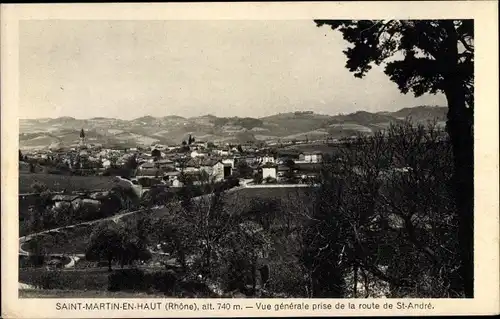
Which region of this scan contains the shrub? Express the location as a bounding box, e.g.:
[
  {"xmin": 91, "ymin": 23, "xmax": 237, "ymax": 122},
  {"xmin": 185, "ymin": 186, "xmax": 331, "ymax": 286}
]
[
  {"xmin": 33, "ymin": 271, "xmax": 64, "ymax": 289},
  {"xmin": 266, "ymin": 262, "xmax": 307, "ymax": 297},
  {"xmin": 150, "ymin": 270, "xmax": 178, "ymax": 293},
  {"xmin": 108, "ymin": 268, "xmax": 146, "ymax": 291}
]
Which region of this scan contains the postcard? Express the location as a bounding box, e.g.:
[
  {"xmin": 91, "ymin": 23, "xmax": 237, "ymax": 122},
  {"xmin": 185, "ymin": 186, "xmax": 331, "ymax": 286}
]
[{"xmin": 1, "ymin": 1, "xmax": 499, "ymax": 318}]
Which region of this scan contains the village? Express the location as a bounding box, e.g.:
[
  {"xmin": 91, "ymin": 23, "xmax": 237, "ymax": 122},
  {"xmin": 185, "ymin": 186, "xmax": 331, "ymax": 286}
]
[
  {"xmin": 12, "ymin": 15, "xmax": 479, "ymax": 303},
  {"xmin": 20, "ymin": 128, "xmax": 326, "ymax": 191}
]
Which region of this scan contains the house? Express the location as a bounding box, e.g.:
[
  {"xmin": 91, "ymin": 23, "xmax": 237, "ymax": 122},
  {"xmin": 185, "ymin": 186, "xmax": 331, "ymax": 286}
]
[
  {"xmin": 190, "ymin": 150, "xmax": 208, "ymax": 158},
  {"xmin": 139, "ymin": 162, "xmax": 155, "ymax": 170},
  {"xmin": 262, "ymin": 163, "xmax": 277, "ymax": 180},
  {"xmin": 152, "ymin": 144, "xmax": 167, "ymax": 152},
  {"xmin": 137, "ymin": 162, "xmax": 161, "ymax": 178},
  {"xmin": 172, "ymin": 179, "xmax": 184, "ymax": 187},
  {"xmin": 138, "ymin": 153, "xmax": 155, "ymax": 163},
  {"xmin": 295, "ymin": 163, "xmax": 322, "ymax": 182},
  {"xmin": 73, "ymin": 198, "xmax": 102, "ymax": 212},
  {"xmin": 277, "ymin": 156, "xmax": 297, "ymax": 165},
  {"xmin": 183, "ymin": 158, "xmax": 200, "ymax": 173},
  {"xmin": 297, "ymin": 152, "xmax": 323, "ymax": 164},
  {"xmin": 199, "ymin": 158, "xmax": 218, "ymax": 176},
  {"xmin": 261, "ymin": 155, "xmax": 276, "ymax": 164},
  {"xmin": 193, "ymin": 141, "xmax": 208, "ymax": 149},
  {"xmin": 51, "ymin": 194, "xmax": 81, "ymax": 203},
  {"xmin": 222, "ymin": 158, "xmax": 235, "ymax": 168},
  {"xmin": 102, "ymin": 159, "xmax": 112, "ymax": 169},
  {"xmin": 276, "ymin": 165, "xmax": 292, "ymax": 181},
  {"xmin": 212, "ymin": 161, "xmax": 225, "ymax": 182},
  {"xmin": 214, "ymin": 149, "xmax": 230, "ymax": 157},
  {"xmin": 243, "ymin": 156, "xmax": 257, "ymax": 165},
  {"xmin": 164, "ymin": 171, "xmax": 181, "ymax": 184},
  {"xmin": 223, "ymin": 163, "xmax": 232, "ymax": 179},
  {"xmin": 51, "ymin": 194, "xmax": 81, "ymax": 211},
  {"xmin": 155, "ymin": 159, "xmax": 175, "ymax": 170}
]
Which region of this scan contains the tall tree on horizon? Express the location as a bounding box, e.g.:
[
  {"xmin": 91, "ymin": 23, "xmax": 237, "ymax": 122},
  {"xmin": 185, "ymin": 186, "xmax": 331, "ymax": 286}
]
[{"xmin": 314, "ymin": 19, "xmax": 474, "ymax": 297}]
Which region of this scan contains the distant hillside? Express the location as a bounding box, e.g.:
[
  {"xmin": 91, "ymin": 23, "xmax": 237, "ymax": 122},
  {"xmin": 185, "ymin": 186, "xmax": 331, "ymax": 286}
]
[
  {"xmin": 328, "ymin": 111, "xmax": 400, "ymax": 126},
  {"xmin": 384, "ymin": 105, "xmax": 447, "ymax": 122},
  {"xmin": 19, "ymin": 105, "xmax": 447, "ymax": 150}
]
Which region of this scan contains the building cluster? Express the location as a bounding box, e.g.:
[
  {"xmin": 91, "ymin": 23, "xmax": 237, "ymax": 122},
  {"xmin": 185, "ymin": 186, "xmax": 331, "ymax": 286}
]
[{"xmin": 20, "ymin": 130, "xmax": 326, "ymax": 187}]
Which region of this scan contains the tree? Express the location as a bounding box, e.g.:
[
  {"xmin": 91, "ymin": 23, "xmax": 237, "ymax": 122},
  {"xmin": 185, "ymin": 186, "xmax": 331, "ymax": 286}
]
[
  {"xmin": 86, "ymin": 220, "xmax": 151, "ymax": 271},
  {"xmin": 151, "ymin": 149, "xmax": 161, "ymax": 159},
  {"xmin": 141, "ymin": 186, "xmax": 174, "ymax": 208},
  {"xmin": 187, "ymin": 188, "xmax": 241, "ymax": 277},
  {"xmin": 315, "ymin": 19, "xmax": 473, "ymax": 297},
  {"xmin": 188, "ymin": 135, "xmax": 195, "ymax": 145},
  {"xmin": 19, "ymin": 150, "xmax": 23, "ymax": 161},
  {"xmin": 30, "ymin": 181, "xmax": 47, "ymax": 194},
  {"xmin": 237, "ymin": 144, "xmax": 244, "ymax": 153},
  {"xmin": 303, "ymin": 122, "xmax": 459, "ymax": 298},
  {"xmin": 124, "ymin": 154, "xmax": 139, "ymax": 171},
  {"xmin": 182, "ymin": 140, "xmax": 187, "ymax": 146},
  {"xmin": 26, "ymin": 237, "xmax": 47, "ymax": 267},
  {"xmin": 86, "ymin": 221, "xmax": 124, "ymax": 271},
  {"xmin": 110, "ymin": 184, "xmax": 140, "ymax": 211},
  {"xmin": 253, "ymin": 172, "xmax": 263, "ymax": 184},
  {"xmin": 236, "ymin": 161, "xmax": 253, "ymax": 179},
  {"xmin": 242, "ymin": 198, "xmax": 281, "ymax": 231}
]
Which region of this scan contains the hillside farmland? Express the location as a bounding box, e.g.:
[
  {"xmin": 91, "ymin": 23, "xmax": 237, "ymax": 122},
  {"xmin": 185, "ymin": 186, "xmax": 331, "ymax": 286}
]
[{"xmin": 19, "ymin": 173, "xmax": 119, "ymax": 193}]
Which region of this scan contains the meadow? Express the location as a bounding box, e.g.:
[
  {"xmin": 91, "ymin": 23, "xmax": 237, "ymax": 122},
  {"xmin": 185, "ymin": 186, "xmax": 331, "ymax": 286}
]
[{"xmin": 19, "ymin": 173, "xmax": 118, "ymax": 193}]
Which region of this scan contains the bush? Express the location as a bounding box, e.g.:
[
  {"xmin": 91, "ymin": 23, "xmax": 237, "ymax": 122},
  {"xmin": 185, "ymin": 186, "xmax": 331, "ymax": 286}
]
[
  {"xmin": 19, "ymin": 269, "xmax": 109, "ymax": 290},
  {"xmin": 303, "ymin": 122, "xmax": 459, "ymax": 298},
  {"xmin": 28, "ymin": 255, "xmax": 46, "ymax": 268},
  {"xmin": 107, "ymin": 269, "xmax": 179, "ymax": 293},
  {"xmin": 150, "ymin": 270, "xmax": 178, "ymax": 293},
  {"xmin": 32, "ymin": 271, "xmax": 64, "ymax": 289},
  {"xmin": 266, "ymin": 262, "xmax": 307, "ymax": 297},
  {"xmin": 108, "ymin": 268, "xmax": 146, "ymax": 291}
]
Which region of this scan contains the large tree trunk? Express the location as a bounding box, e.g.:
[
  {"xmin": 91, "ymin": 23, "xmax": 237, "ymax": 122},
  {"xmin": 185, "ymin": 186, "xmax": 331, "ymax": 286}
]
[
  {"xmin": 444, "ymin": 80, "xmax": 474, "ymax": 298},
  {"xmin": 441, "ymin": 20, "xmax": 474, "ymax": 298}
]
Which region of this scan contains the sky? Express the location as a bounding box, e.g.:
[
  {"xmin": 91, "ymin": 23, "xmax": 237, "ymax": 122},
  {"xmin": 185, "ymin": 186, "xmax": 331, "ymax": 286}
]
[{"xmin": 19, "ymin": 20, "xmax": 446, "ymax": 120}]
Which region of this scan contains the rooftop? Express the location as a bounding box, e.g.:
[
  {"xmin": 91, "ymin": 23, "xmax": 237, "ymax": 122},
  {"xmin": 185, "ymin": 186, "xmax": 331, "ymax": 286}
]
[{"xmin": 51, "ymin": 194, "xmax": 80, "ymax": 202}]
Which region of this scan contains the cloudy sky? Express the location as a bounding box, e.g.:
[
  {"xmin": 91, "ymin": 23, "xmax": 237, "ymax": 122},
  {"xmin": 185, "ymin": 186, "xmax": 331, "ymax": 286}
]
[{"xmin": 19, "ymin": 20, "xmax": 445, "ymax": 120}]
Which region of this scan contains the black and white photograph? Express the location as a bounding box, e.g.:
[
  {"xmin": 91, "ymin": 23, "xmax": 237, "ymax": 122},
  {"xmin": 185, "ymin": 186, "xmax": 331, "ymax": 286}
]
[
  {"xmin": 14, "ymin": 17, "xmax": 476, "ymax": 300},
  {"xmin": 2, "ymin": 2, "xmax": 498, "ymax": 317}
]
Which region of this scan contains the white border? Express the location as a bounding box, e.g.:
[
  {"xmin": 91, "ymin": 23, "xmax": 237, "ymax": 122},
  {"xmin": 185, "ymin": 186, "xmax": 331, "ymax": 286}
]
[{"xmin": 2, "ymin": 1, "xmax": 499, "ymax": 317}]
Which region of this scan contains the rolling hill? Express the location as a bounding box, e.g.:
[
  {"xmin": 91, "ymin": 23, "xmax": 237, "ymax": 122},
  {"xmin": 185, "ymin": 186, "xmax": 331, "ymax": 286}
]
[{"xmin": 19, "ymin": 105, "xmax": 447, "ymax": 150}]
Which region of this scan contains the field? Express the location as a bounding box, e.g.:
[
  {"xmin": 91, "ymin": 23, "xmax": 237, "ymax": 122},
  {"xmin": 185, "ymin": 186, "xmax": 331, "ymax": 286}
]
[
  {"xmin": 19, "ymin": 268, "xmax": 110, "ymax": 291},
  {"xmin": 23, "ymin": 224, "xmax": 94, "ymax": 255},
  {"xmin": 225, "ymin": 186, "xmax": 315, "ymax": 202},
  {"xmin": 281, "ymin": 142, "xmax": 343, "ymax": 155},
  {"xmin": 19, "ymin": 173, "xmax": 119, "ymax": 193},
  {"xmin": 19, "ymin": 289, "xmax": 167, "ymax": 298},
  {"xmin": 22, "ymin": 186, "xmax": 316, "ymax": 256}
]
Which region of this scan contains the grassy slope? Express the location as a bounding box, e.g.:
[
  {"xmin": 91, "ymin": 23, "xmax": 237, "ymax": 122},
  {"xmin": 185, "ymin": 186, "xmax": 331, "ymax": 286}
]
[{"xmin": 19, "ymin": 289, "xmax": 167, "ymax": 298}]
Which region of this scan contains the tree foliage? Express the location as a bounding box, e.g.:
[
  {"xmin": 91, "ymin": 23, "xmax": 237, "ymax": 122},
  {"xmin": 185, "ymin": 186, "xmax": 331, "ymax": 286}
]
[
  {"xmin": 315, "ymin": 19, "xmax": 474, "ymax": 297},
  {"xmin": 85, "ymin": 220, "xmax": 151, "ymax": 271},
  {"xmin": 151, "ymin": 149, "xmax": 162, "ymax": 158},
  {"xmin": 303, "ymin": 122, "xmax": 460, "ymax": 297},
  {"xmin": 315, "ymin": 20, "xmax": 473, "ymax": 107}
]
